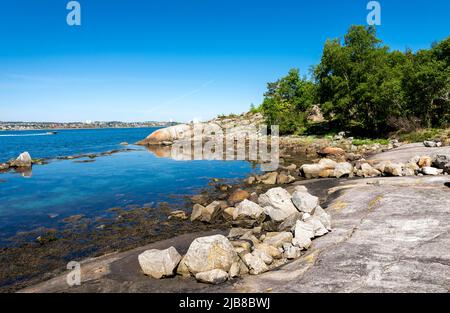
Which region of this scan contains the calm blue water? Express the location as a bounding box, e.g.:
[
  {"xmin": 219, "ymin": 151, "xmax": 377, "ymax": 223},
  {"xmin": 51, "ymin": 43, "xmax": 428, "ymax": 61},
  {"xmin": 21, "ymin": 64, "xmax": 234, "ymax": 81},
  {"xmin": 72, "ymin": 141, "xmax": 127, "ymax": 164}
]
[
  {"xmin": 0, "ymin": 128, "xmax": 156, "ymax": 161},
  {"xmin": 0, "ymin": 128, "xmax": 259, "ymax": 244}
]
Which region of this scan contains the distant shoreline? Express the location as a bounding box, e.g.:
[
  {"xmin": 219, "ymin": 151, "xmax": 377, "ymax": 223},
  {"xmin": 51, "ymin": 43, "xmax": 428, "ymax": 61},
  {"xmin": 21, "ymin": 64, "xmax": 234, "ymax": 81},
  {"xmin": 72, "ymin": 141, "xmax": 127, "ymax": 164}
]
[{"xmin": 0, "ymin": 125, "xmax": 173, "ymax": 132}]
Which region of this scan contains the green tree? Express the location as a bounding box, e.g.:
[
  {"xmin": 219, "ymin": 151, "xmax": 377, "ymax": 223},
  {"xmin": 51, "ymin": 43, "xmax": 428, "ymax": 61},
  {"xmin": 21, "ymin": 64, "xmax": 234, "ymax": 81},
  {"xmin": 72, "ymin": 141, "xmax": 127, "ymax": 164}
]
[
  {"xmin": 402, "ymin": 37, "xmax": 450, "ymax": 127},
  {"xmin": 260, "ymin": 69, "xmax": 316, "ymax": 134},
  {"xmin": 314, "ymin": 25, "xmax": 405, "ymax": 133}
]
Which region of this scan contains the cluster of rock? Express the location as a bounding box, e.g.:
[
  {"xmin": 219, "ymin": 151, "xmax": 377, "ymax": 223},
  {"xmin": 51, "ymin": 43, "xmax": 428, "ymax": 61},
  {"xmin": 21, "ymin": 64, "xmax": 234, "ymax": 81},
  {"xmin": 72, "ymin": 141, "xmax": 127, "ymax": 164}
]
[
  {"xmin": 137, "ymin": 186, "xmax": 331, "ymax": 284},
  {"xmin": 245, "ymin": 164, "xmax": 297, "ymax": 185},
  {"xmin": 0, "ymin": 152, "xmax": 33, "ymax": 172},
  {"xmin": 423, "ymin": 140, "xmax": 443, "ymax": 148},
  {"xmin": 300, "ymin": 154, "xmax": 450, "ymax": 179}
]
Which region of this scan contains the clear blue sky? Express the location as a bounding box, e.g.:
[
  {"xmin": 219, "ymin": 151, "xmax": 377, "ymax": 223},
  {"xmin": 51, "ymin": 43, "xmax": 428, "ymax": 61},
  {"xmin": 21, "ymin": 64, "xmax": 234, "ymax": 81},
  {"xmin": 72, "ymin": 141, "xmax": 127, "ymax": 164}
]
[{"xmin": 0, "ymin": 0, "xmax": 449, "ymax": 122}]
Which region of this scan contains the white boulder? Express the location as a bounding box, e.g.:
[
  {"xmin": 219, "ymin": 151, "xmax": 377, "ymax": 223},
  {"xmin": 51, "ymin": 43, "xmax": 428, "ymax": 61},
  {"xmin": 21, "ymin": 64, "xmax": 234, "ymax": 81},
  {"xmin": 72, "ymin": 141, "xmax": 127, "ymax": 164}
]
[
  {"xmin": 258, "ymin": 187, "xmax": 298, "ymax": 222},
  {"xmin": 181, "ymin": 234, "xmax": 238, "ymax": 275},
  {"xmin": 138, "ymin": 246, "xmax": 182, "ymax": 279}
]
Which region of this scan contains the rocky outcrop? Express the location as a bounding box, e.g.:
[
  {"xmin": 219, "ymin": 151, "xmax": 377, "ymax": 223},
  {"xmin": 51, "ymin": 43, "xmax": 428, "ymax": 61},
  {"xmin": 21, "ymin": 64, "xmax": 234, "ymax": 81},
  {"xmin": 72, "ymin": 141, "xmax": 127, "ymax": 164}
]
[
  {"xmin": 135, "ymin": 185, "xmax": 332, "ymax": 285},
  {"xmin": 138, "ymin": 247, "xmax": 182, "ymax": 279},
  {"xmin": 137, "ymin": 113, "xmax": 265, "ymax": 146},
  {"xmin": 9, "ymin": 152, "xmax": 32, "ymax": 168},
  {"xmin": 137, "ymin": 124, "xmax": 193, "ymax": 145}
]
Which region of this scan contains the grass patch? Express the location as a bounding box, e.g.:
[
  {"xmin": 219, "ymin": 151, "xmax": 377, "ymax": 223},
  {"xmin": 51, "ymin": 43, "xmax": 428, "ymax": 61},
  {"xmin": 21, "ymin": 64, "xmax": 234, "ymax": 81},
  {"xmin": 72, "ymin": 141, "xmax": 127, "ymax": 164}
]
[
  {"xmin": 352, "ymin": 138, "xmax": 390, "ymax": 146},
  {"xmin": 397, "ymin": 128, "xmax": 450, "ymax": 143}
]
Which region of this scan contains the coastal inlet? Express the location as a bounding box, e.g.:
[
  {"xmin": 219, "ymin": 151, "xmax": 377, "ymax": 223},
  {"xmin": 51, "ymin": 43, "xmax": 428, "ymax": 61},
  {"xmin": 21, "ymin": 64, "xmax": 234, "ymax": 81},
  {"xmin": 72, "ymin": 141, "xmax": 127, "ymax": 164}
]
[{"xmin": 0, "ymin": 127, "xmax": 262, "ymax": 245}]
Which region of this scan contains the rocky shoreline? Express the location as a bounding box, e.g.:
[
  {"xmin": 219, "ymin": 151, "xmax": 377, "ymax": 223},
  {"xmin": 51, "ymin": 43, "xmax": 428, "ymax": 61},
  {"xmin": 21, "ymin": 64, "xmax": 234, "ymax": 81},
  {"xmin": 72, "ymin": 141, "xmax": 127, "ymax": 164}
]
[{"xmin": 2, "ymin": 115, "xmax": 449, "ymax": 292}]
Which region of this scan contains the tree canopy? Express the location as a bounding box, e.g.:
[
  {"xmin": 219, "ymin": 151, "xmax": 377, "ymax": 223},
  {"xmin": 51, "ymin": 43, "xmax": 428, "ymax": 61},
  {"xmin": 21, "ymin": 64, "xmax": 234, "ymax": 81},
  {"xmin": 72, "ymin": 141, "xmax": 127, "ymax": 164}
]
[{"xmin": 259, "ymin": 25, "xmax": 450, "ymax": 135}]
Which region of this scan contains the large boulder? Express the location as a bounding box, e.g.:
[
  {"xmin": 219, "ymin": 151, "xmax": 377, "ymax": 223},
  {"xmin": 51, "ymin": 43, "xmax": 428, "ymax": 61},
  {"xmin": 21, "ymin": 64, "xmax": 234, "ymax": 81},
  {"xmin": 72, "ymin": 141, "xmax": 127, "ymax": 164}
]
[
  {"xmin": 333, "ymin": 162, "xmax": 353, "ymax": 178},
  {"xmin": 318, "ymin": 147, "xmax": 345, "ymax": 157},
  {"xmin": 9, "ymin": 152, "xmax": 32, "ymax": 168},
  {"xmin": 180, "ymin": 235, "xmax": 239, "ymax": 275},
  {"xmin": 384, "ymin": 162, "xmax": 403, "ymax": 176},
  {"xmin": 300, "ymin": 164, "xmax": 323, "ymax": 179},
  {"xmin": 358, "ymin": 163, "xmax": 381, "ymax": 178},
  {"xmin": 318, "ymin": 158, "xmax": 337, "ymax": 169},
  {"xmin": 258, "ymin": 187, "xmax": 298, "ymax": 222},
  {"xmin": 423, "ymin": 140, "xmax": 442, "ymax": 148},
  {"xmin": 292, "ymin": 190, "xmax": 319, "ymax": 213},
  {"xmin": 137, "ymin": 124, "xmax": 192, "ymax": 145},
  {"xmin": 233, "ymin": 199, "xmax": 264, "ymax": 221},
  {"xmin": 195, "ymin": 269, "xmax": 228, "ymax": 284},
  {"xmin": 138, "ymin": 247, "xmax": 182, "ymax": 279},
  {"xmin": 421, "ymin": 167, "xmax": 443, "ymax": 176},
  {"xmin": 433, "ymin": 155, "xmax": 450, "ymax": 173},
  {"xmin": 418, "ymin": 156, "xmax": 432, "ymax": 168}
]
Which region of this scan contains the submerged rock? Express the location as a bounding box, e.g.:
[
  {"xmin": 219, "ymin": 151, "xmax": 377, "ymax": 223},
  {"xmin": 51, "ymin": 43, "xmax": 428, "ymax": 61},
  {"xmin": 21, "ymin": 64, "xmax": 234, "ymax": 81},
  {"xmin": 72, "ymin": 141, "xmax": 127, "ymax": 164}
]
[
  {"xmin": 168, "ymin": 210, "xmax": 188, "ymax": 220},
  {"xmin": 9, "ymin": 152, "xmax": 32, "ymax": 168},
  {"xmin": 138, "ymin": 246, "xmax": 182, "ymax": 279}
]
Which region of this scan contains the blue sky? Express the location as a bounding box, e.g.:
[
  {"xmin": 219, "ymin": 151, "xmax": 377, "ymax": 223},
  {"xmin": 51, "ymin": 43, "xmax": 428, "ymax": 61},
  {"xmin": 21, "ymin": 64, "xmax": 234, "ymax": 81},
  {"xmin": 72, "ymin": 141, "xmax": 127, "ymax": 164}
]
[{"xmin": 0, "ymin": 0, "xmax": 449, "ymax": 123}]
